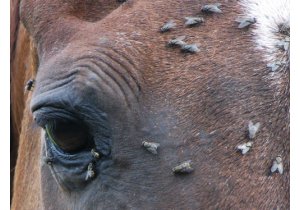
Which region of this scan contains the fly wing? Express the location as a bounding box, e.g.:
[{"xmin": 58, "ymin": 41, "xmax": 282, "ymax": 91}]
[
  {"xmin": 209, "ymin": 5, "xmax": 222, "ymax": 13},
  {"xmin": 237, "ymin": 144, "xmax": 246, "ymax": 150},
  {"xmin": 277, "ymin": 163, "xmax": 284, "ymax": 174},
  {"xmin": 238, "ymin": 20, "xmax": 251, "ymax": 29},
  {"xmin": 242, "ymin": 147, "xmax": 250, "ymax": 155},
  {"xmin": 271, "ymin": 162, "xmax": 278, "ymax": 173}
]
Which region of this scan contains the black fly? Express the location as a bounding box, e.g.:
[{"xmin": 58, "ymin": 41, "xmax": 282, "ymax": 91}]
[{"xmin": 25, "ymin": 79, "xmax": 35, "ymax": 92}]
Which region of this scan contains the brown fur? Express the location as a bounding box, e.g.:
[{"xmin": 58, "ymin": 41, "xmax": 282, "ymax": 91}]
[
  {"xmin": 11, "ymin": 22, "xmax": 39, "ymax": 205},
  {"xmin": 10, "ymin": 22, "xmax": 38, "ymax": 200},
  {"xmin": 10, "ymin": 0, "xmax": 20, "ymax": 199},
  {"xmin": 12, "ymin": 0, "xmax": 289, "ymax": 209},
  {"xmin": 10, "ymin": 0, "xmax": 20, "ymax": 61},
  {"xmin": 11, "ymin": 96, "xmax": 42, "ymax": 210}
]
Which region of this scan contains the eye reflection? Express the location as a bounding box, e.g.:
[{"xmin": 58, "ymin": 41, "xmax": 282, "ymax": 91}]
[{"xmin": 45, "ymin": 120, "xmax": 93, "ymax": 154}]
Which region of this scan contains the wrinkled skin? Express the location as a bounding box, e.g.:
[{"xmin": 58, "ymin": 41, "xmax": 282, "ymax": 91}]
[{"xmin": 13, "ymin": 0, "xmax": 289, "ymax": 209}]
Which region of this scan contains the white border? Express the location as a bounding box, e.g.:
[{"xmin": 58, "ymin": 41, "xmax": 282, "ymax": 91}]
[
  {"xmin": 290, "ymin": 0, "xmax": 299, "ymax": 209},
  {"xmin": 1, "ymin": 0, "xmax": 11, "ymax": 209},
  {"xmin": 3, "ymin": 0, "xmax": 296, "ymax": 209}
]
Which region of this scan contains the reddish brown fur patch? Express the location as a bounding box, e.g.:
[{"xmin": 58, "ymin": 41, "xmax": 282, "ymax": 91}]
[
  {"xmin": 10, "ymin": 0, "xmax": 20, "ymax": 61},
  {"xmin": 11, "ymin": 0, "xmax": 123, "ymax": 205},
  {"xmin": 11, "ymin": 100, "xmax": 42, "ymax": 210},
  {"xmin": 13, "ymin": 0, "xmax": 289, "ymax": 209},
  {"xmin": 11, "ymin": 23, "xmax": 38, "ymax": 203}
]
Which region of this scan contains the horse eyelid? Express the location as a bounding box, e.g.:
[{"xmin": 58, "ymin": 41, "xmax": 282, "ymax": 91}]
[{"xmin": 45, "ymin": 124, "xmax": 58, "ymax": 147}]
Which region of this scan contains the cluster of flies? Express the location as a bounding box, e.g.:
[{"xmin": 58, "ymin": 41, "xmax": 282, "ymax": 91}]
[
  {"xmin": 267, "ymin": 36, "xmax": 289, "ymax": 72},
  {"xmin": 85, "ymin": 148, "xmax": 102, "ymax": 181},
  {"xmin": 236, "ymin": 121, "xmax": 284, "ymax": 175},
  {"xmin": 159, "ymin": 3, "xmax": 258, "ymax": 55},
  {"xmin": 156, "ymin": 2, "xmax": 285, "ymax": 176},
  {"xmin": 142, "ymin": 140, "xmax": 194, "ymax": 174},
  {"xmin": 43, "ymin": 144, "xmax": 102, "ymax": 181},
  {"xmin": 267, "ymin": 22, "xmax": 290, "ymax": 72},
  {"xmin": 42, "ymin": 148, "xmax": 101, "ymax": 182},
  {"xmin": 160, "ymin": 2, "xmax": 287, "ymax": 176},
  {"xmin": 38, "ymin": 2, "xmax": 286, "ymax": 181},
  {"xmin": 142, "ymin": 119, "xmax": 284, "ymax": 176},
  {"xmin": 159, "ymin": 3, "xmax": 224, "ymax": 54}
]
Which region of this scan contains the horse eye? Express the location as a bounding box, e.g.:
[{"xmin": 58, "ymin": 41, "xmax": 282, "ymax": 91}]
[{"xmin": 45, "ymin": 120, "xmax": 93, "ymax": 153}]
